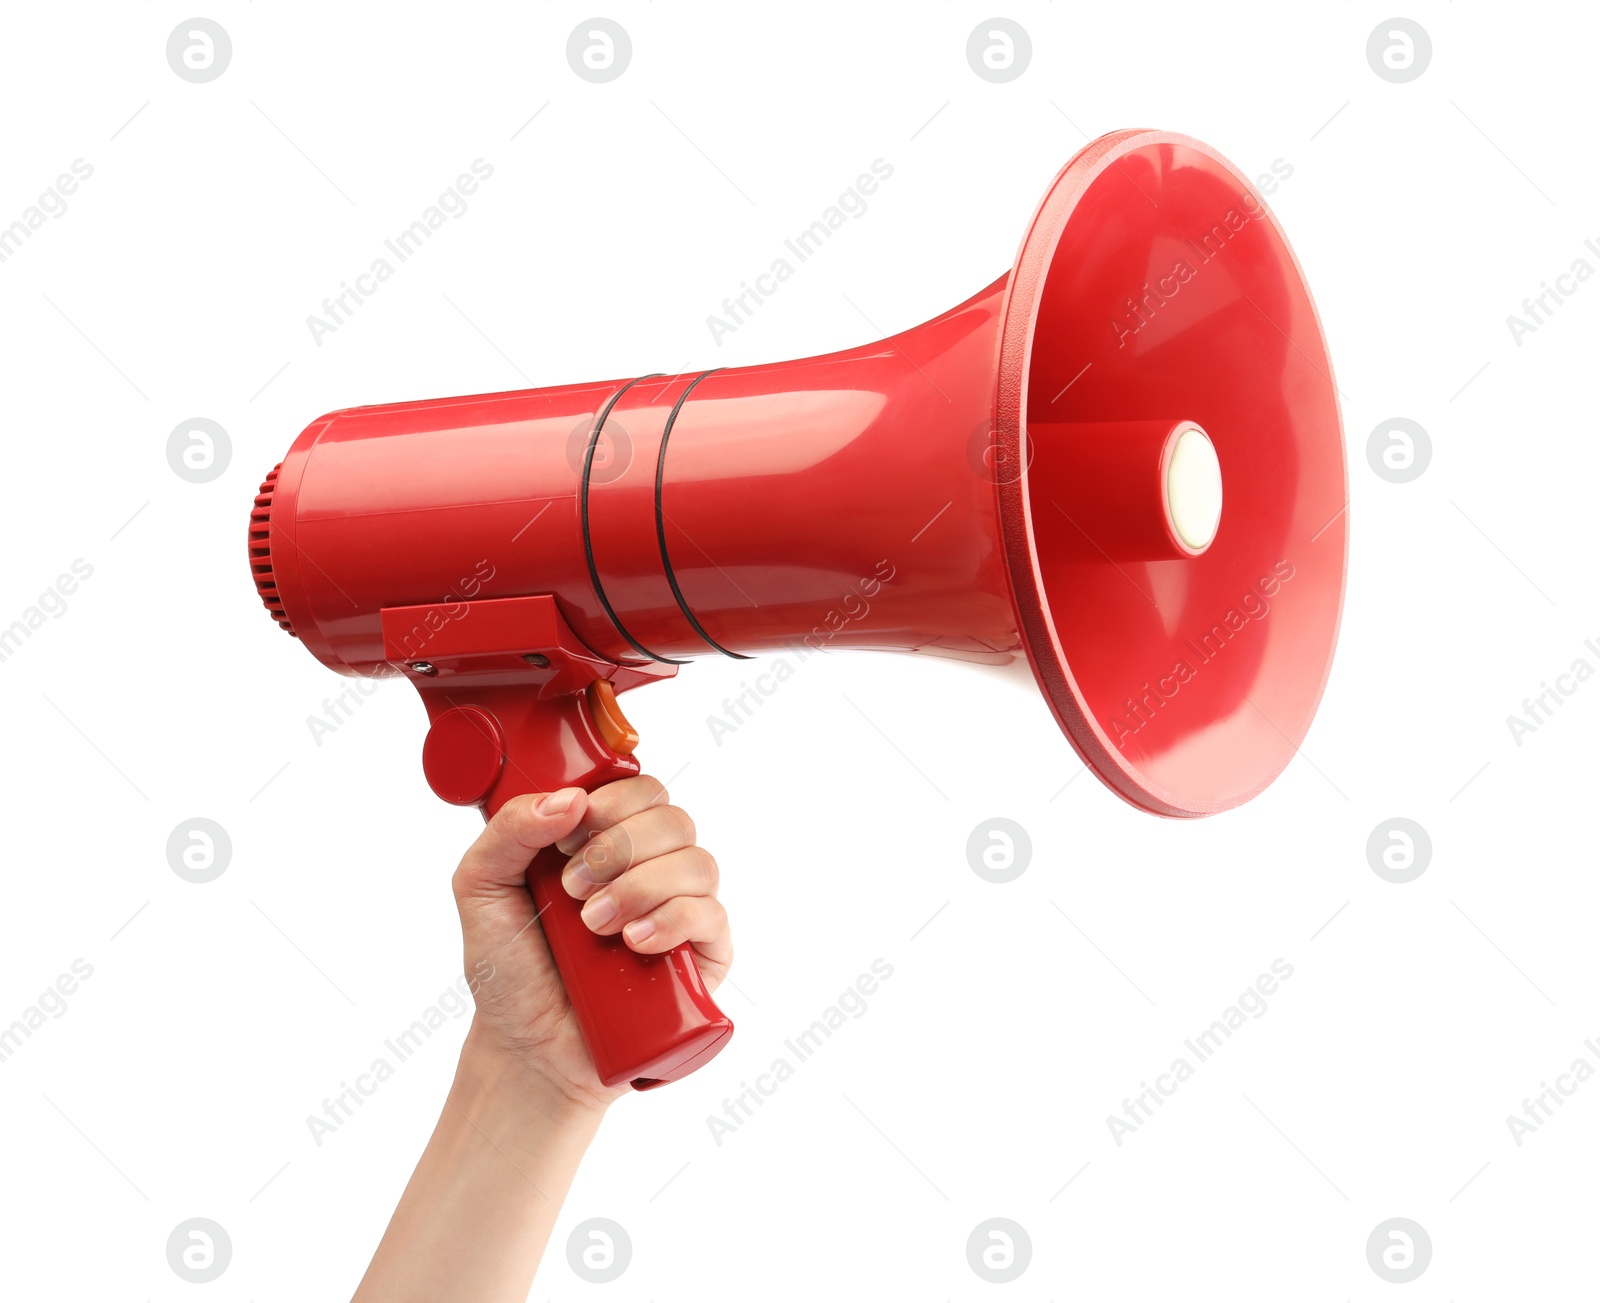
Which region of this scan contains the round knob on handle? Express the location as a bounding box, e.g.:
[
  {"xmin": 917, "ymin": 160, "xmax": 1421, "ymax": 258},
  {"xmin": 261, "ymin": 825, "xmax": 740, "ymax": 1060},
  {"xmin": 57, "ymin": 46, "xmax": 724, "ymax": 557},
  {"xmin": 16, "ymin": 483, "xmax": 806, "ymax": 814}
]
[{"xmin": 421, "ymin": 705, "xmax": 507, "ymax": 805}]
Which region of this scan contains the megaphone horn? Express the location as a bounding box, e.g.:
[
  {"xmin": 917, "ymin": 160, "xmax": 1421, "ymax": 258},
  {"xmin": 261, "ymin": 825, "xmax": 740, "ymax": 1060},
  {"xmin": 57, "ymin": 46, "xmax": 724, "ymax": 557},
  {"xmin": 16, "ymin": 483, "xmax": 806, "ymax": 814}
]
[{"xmin": 250, "ymin": 129, "xmax": 1346, "ymax": 1088}]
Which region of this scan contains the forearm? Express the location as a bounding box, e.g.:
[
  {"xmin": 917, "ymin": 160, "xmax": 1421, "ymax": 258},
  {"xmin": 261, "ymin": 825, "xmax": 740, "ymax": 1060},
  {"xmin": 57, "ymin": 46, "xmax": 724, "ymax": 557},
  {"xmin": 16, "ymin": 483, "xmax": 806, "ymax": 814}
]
[{"xmin": 352, "ymin": 1025, "xmax": 607, "ymax": 1302}]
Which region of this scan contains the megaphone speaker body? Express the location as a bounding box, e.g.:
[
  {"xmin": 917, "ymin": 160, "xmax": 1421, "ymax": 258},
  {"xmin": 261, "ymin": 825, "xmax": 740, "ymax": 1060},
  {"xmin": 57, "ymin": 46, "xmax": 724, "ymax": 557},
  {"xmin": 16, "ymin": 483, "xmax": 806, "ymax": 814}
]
[{"xmin": 250, "ymin": 129, "xmax": 1346, "ymax": 1088}]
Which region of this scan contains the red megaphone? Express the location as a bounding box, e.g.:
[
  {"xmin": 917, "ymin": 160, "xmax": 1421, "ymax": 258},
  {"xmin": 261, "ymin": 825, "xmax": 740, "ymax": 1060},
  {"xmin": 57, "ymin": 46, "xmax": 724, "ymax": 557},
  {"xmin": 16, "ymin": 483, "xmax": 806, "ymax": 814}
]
[{"xmin": 249, "ymin": 130, "xmax": 1346, "ymax": 1089}]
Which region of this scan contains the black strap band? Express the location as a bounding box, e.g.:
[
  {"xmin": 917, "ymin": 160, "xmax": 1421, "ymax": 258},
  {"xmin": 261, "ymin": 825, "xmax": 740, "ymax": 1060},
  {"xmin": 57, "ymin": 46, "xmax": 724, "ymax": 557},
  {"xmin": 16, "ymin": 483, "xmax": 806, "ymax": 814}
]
[
  {"xmin": 580, "ymin": 375, "xmax": 685, "ymax": 666},
  {"xmin": 654, "ymin": 369, "xmax": 752, "ymax": 660}
]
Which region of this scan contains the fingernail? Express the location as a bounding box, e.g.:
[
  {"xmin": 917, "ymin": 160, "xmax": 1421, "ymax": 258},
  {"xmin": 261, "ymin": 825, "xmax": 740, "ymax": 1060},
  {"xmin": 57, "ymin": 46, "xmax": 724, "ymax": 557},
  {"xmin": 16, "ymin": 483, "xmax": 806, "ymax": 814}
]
[
  {"xmin": 539, "ymin": 788, "xmax": 579, "ymax": 816},
  {"xmin": 623, "ymin": 917, "xmax": 657, "ymax": 944},
  {"xmin": 562, "ymin": 856, "xmax": 597, "ymax": 899},
  {"xmin": 582, "ymin": 892, "xmax": 617, "ymax": 930}
]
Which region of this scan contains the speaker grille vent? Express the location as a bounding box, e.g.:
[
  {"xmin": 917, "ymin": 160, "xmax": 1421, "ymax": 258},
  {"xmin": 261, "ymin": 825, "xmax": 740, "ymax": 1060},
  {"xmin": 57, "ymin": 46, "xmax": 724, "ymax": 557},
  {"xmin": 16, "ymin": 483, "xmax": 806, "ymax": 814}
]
[{"xmin": 250, "ymin": 463, "xmax": 297, "ymax": 638}]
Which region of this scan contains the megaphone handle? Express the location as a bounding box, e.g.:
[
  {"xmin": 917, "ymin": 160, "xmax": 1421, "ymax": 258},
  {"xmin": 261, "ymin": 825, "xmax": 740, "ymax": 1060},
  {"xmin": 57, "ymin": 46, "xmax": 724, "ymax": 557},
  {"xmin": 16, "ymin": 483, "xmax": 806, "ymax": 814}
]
[
  {"xmin": 525, "ymin": 828, "xmax": 733, "ymax": 1090},
  {"xmin": 434, "ymin": 686, "xmax": 733, "ymax": 1091}
]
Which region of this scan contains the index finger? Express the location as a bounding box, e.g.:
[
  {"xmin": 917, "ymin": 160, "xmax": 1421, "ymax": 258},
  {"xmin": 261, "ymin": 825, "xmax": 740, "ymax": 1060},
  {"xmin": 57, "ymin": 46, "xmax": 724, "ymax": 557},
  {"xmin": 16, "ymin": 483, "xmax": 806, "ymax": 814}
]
[{"xmin": 453, "ymin": 787, "xmax": 589, "ymax": 902}]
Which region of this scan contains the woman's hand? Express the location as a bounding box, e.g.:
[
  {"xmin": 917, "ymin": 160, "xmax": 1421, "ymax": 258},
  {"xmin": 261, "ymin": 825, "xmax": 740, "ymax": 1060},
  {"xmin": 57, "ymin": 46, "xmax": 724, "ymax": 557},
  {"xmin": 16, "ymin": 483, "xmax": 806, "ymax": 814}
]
[
  {"xmin": 353, "ymin": 776, "xmax": 732, "ymax": 1301},
  {"xmin": 451, "ymin": 775, "xmax": 732, "ymax": 1111}
]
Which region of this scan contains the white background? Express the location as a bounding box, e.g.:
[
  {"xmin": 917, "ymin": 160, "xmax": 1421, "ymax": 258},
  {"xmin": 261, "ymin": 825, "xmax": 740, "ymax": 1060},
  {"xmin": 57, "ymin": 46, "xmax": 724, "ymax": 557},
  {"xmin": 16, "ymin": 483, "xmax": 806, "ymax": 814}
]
[{"xmin": 1, "ymin": 2, "xmax": 1596, "ymax": 1299}]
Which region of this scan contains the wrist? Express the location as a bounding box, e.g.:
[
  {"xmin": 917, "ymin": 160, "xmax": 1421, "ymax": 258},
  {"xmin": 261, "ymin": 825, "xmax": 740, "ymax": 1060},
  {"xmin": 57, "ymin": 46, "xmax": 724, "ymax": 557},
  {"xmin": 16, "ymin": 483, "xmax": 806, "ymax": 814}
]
[{"xmin": 457, "ymin": 1022, "xmax": 612, "ymax": 1128}]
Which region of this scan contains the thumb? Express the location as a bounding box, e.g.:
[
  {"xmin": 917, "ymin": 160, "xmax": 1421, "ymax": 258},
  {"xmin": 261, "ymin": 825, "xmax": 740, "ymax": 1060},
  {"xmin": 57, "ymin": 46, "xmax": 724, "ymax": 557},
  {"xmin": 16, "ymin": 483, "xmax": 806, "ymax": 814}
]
[{"xmin": 452, "ymin": 788, "xmax": 589, "ymax": 902}]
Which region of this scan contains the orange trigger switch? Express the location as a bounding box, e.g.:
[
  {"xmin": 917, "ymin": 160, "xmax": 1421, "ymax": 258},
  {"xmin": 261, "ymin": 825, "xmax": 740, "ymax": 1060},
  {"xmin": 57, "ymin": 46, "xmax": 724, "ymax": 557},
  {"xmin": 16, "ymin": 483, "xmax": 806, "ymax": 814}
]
[{"xmin": 586, "ymin": 679, "xmax": 639, "ymax": 755}]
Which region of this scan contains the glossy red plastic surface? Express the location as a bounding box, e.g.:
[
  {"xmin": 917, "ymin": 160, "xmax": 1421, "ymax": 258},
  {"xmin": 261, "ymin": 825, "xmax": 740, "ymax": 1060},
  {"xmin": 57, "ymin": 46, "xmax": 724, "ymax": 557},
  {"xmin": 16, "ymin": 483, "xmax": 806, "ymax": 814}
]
[
  {"xmin": 1042, "ymin": 419, "xmax": 1211, "ymax": 562},
  {"xmin": 996, "ymin": 131, "xmax": 1346, "ymax": 815},
  {"xmin": 380, "ymin": 593, "xmax": 732, "ymax": 1089},
  {"xmin": 251, "ymin": 129, "xmax": 1345, "ymax": 1084},
  {"xmin": 420, "ymin": 705, "xmax": 506, "ymax": 806}
]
